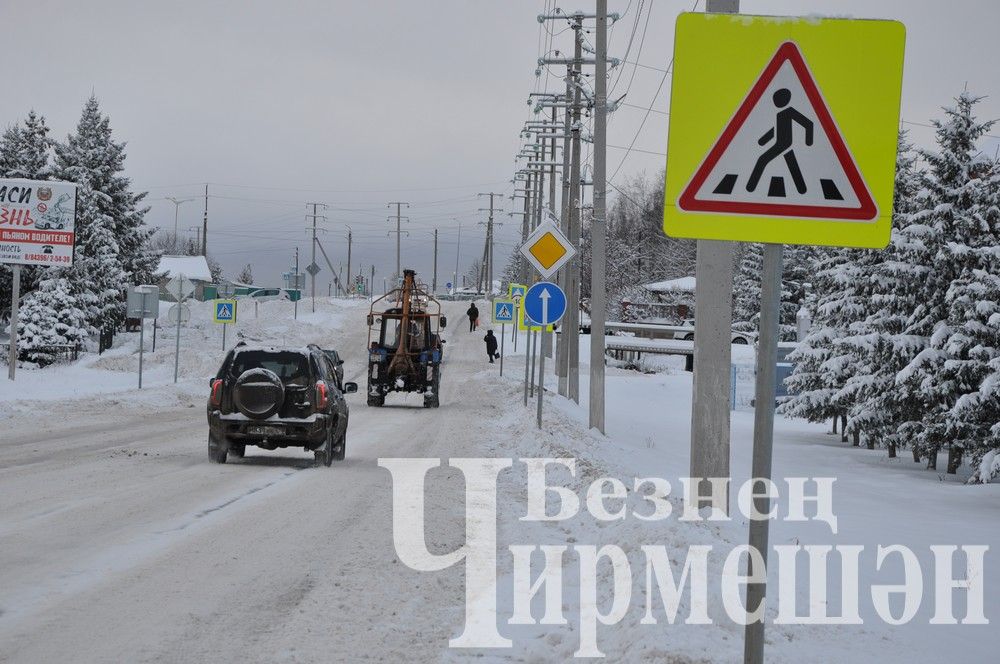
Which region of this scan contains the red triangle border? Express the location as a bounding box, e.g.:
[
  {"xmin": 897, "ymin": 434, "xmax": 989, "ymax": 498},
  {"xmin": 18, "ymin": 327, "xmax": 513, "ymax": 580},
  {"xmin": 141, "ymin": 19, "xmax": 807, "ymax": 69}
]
[{"xmin": 677, "ymin": 41, "xmax": 878, "ymax": 221}]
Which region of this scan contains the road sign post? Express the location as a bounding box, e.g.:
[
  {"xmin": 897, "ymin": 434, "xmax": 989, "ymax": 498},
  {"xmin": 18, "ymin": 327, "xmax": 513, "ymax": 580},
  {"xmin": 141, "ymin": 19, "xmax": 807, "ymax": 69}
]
[
  {"xmin": 7, "ymin": 264, "xmax": 20, "ymax": 381},
  {"xmin": 128, "ymin": 285, "xmax": 159, "ymax": 389},
  {"xmin": 213, "ymin": 299, "xmax": 238, "ymax": 351},
  {"xmin": 662, "ymin": 11, "xmax": 904, "ymax": 664},
  {"xmin": 167, "ymin": 275, "xmax": 192, "ymax": 384},
  {"xmin": 524, "ymin": 282, "xmax": 567, "ymax": 429},
  {"xmin": 492, "ymin": 299, "xmax": 515, "ymax": 378}
]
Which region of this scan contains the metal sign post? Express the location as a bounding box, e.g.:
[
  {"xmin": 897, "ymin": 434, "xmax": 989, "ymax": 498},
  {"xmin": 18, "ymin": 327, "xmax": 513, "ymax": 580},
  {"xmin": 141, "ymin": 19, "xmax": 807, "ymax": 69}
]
[
  {"xmin": 513, "ymin": 300, "xmax": 520, "ymax": 351},
  {"xmin": 128, "ymin": 285, "xmax": 160, "ymax": 390},
  {"xmin": 661, "ymin": 8, "xmax": 903, "ymax": 664},
  {"xmin": 168, "ymin": 274, "xmax": 191, "ymax": 384},
  {"xmin": 524, "ymin": 282, "xmax": 568, "ymax": 429},
  {"xmin": 745, "ymin": 243, "xmax": 783, "ymax": 663},
  {"xmin": 499, "ymin": 324, "xmax": 505, "ymax": 377},
  {"xmin": 213, "ymin": 299, "xmax": 237, "ymax": 351},
  {"xmin": 7, "ymin": 264, "xmax": 20, "ymax": 380},
  {"xmin": 138, "ymin": 307, "xmax": 146, "ymax": 389}
]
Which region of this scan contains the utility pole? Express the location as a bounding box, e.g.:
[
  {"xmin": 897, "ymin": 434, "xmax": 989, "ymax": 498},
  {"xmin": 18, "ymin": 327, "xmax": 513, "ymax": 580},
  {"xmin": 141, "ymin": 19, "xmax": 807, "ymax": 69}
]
[
  {"xmin": 294, "ymin": 247, "xmax": 300, "ymax": 320},
  {"xmin": 345, "ymin": 226, "xmax": 352, "ymax": 297},
  {"xmin": 689, "ymin": 0, "xmax": 739, "ymax": 511},
  {"xmin": 566, "ymin": 18, "xmax": 584, "ymax": 403},
  {"xmin": 306, "ymin": 203, "xmax": 328, "ymax": 313},
  {"xmin": 557, "ymin": 73, "xmax": 573, "ymax": 397},
  {"xmin": 453, "ymin": 220, "xmax": 462, "ymax": 293},
  {"xmin": 432, "ymin": 228, "xmax": 438, "ymax": 293},
  {"xmin": 188, "ymin": 226, "xmax": 201, "ymax": 252},
  {"xmin": 201, "ymin": 184, "xmax": 208, "ymax": 257},
  {"xmin": 589, "ymin": 0, "xmax": 609, "ymax": 433},
  {"xmin": 387, "ymin": 202, "xmax": 410, "ymax": 281},
  {"xmin": 478, "ymin": 193, "xmax": 500, "ymax": 296},
  {"xmin": 370, "ymin": 264, "xmax": 375, "ymax": 299},
  {"xmin": 520, "ymin": 173, "xmax": 532, "ymax": 284}
]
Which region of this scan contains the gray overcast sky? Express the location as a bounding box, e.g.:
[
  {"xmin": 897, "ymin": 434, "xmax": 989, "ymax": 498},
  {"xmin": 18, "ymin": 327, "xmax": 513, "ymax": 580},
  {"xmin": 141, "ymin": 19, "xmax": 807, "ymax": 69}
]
[{"xmin": 3, "ymin": 0, "xmax": 998, "ymax": 288}]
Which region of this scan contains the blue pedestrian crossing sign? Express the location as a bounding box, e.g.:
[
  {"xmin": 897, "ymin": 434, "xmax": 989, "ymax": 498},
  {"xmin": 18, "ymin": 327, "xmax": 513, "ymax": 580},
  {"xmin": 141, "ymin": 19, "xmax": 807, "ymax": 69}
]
[
  {"xmin": 492, "ymin": 299, "xmax": 515, "ymax": 324},
  {"xmin": 523, "ymin": 282, "xmax": 567, "ymax": 326},
  {"xmin": 213, "ymin": 299, "xmax": 238, "ymax": 324},
  {"xmin": 508, "ymin": 283, "xmax": 527, "ymax": 301}
]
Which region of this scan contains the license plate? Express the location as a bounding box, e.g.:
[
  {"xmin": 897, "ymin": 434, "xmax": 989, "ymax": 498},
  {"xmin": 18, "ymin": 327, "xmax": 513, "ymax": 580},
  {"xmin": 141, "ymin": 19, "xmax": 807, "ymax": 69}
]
[{"xmin": 247, "ymin": 424, "xmax": 283, "ymax": 436}]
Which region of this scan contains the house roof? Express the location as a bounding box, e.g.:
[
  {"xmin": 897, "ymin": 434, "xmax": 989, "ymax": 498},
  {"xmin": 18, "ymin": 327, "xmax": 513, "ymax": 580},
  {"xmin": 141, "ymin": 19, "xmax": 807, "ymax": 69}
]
[
  {"xmin": 643, "ymin": 276, "xmax": 696, "ymax": 293},
  {"xmin": 157, "ymin": 255, "xmax": 212, "ymax": 282}
]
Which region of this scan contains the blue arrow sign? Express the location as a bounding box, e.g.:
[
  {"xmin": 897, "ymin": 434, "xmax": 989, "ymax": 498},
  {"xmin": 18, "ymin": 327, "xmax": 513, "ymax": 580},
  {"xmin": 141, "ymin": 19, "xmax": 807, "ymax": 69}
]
[{"xmin": 523, "ymin": 282, "xmax": 566, "ymax": 326}]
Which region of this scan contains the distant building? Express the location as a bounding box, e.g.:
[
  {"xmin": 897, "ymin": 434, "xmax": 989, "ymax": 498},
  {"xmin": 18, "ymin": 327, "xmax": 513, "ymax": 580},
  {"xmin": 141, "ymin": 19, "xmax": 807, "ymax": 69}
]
[
  {"xmin": 156, "ymin": 255, "xmax": 213, "ymax": 301},
  {"xmin": 621, "ymin": 276, "xmax": 697, "ymax": 323}
]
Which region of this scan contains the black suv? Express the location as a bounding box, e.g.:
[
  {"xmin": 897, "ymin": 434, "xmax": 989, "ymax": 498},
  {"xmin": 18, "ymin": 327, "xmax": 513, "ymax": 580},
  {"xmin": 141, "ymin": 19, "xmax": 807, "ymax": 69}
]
[{"xmin": 207, "ymin": 345, "xmax": 357, "ymax": 466}]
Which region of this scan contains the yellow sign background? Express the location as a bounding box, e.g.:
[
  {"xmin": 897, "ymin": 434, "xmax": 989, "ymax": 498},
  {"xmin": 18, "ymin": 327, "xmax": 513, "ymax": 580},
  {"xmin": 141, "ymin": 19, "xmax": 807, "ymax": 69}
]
[{"xmin": 663, "ymin": 13, "xmax": 905, "ymax": 248}]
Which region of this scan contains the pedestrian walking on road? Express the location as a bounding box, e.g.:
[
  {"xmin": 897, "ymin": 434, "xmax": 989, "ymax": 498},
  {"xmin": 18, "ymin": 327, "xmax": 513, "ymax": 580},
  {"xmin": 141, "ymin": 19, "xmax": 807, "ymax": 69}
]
[
  {"xmin": 467, "ymin": 302, "xmax": 479, "ymax": 332},
  {"xmin": 484, "ymin": 329, "xmax": 499, "ymax": 363}
]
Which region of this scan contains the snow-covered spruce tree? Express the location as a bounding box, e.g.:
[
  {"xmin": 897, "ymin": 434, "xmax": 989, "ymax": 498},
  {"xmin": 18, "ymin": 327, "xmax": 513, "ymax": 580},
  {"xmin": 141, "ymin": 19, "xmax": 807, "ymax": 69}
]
[
  {"xmin": 893, "ymin": 94, "xmax": 995, "ymax": 470},
  {"xmin": 920, "ymin": 113, "xmax": 1000, "ymax": 475},
  {"xmin": 732, "ymin": 242, "xmax": 818, "ymax": 339},
  {"xmin": 779, "ymin": 248, "xmax": 853, "ymax": 432},
  {"xmin": 780, "ymin": 245, "xmax": 820, "ymax": 341},
  {"xmin": 950, "ymin": 211, "xmax": 1000, "ymax": 481},
  {"xmin": 53, "ymin": 97, "xmax": 157, "ymax": 329},
  {"xmin": 0, "ymin": 110, "xmax": 54, "ymax": 317},
  {"xmin": 732, "ymin": 243, "xmax": 762, "ymax": 331},
  {"xmin": 15, "ymin": 277, "xmax": 88, "ymax": 365},
  {"xmin": 836, "ymin": 132, "xmax": 927, "ymax": 460}
]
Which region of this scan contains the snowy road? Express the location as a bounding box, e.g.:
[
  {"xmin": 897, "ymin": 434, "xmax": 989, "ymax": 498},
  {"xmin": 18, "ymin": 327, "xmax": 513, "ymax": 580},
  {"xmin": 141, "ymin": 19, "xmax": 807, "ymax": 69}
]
[
  {"xmin": 0, "ymin": 301, "xmax": 481, "ymax": 662},
  {"xmin": 1, "ymin": 298, "xmax": 996, "ymax": 662}
]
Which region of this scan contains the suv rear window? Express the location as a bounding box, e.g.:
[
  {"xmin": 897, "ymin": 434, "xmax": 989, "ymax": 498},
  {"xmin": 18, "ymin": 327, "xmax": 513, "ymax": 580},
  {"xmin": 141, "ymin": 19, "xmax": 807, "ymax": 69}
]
[{"xmin": 229, "ymin": 351, "xmax": 310, "ymax": 386}]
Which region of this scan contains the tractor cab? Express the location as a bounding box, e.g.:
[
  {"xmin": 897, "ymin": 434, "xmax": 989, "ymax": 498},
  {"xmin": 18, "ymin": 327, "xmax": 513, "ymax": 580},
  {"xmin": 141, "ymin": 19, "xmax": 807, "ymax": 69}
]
[{"xmin": 366, "ymin": 269, "xmax": 446, "ymax": 408}]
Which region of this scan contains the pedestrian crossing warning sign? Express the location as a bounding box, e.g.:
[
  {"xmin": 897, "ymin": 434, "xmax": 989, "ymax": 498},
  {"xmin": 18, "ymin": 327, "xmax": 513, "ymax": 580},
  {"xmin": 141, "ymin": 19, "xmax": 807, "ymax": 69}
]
[
  {"xmin": 664, "ymin": 14, "xmax": 904, "ymax": 248},
  {"xmin": 213, "ymin": 299, "xmax": 237, "ymax": 324},
  {"xmin": 492, "ymin": 298, "xmax": 515, "ymax": 324}
]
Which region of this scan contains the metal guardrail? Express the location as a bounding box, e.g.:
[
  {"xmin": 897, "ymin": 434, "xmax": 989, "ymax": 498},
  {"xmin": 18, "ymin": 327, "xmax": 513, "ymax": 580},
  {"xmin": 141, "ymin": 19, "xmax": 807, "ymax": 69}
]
[{"xmin": 605, "ymin": 337, "xmax": 695, "ymax": 371}]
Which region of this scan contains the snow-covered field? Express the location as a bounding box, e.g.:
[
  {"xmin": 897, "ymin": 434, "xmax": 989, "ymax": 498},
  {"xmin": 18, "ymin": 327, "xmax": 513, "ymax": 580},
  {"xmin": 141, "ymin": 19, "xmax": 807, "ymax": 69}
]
[{"xmin": 0, "ymin": 300, "xmax": 995, "ymax": 662}]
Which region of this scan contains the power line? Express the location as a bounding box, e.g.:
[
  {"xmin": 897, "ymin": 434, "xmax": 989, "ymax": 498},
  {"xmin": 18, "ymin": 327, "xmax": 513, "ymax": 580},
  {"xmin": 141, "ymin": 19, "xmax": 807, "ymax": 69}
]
[{"xmin": 610, "ymin": 0, "xmax": 700, "ymax": 183}]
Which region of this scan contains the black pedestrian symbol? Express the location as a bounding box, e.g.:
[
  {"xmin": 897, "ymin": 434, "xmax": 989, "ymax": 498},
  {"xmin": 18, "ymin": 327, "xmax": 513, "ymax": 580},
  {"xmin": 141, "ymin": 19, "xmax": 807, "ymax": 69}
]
[{"xmin": 746, "ymin": 88, "xmax": 813, "ymax": 195}]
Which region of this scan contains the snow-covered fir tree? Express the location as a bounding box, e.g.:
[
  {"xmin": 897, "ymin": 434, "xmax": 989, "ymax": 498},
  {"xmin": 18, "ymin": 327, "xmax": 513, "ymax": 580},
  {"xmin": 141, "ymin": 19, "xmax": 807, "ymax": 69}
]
[
  {"xmin": 779, "ymin": 248, "xmax": 854, "ymax": 432},
  {"xmin": 895, "ymin": 92, "xmax": 996, "ymax": 471},
  {"xmin": 732, "ymin": 243, "xmax": 762, "ymax": 331},
  {"xmin": 14, "ymin": 277, "xmax": 89, "ymax": 365},
  {"xmin": 836, "ymin": 132, "xmax": 927, "ymax": 460},
  {"xmin": 51, "ymin": 96, "xmax": 155, "ymax": 331},
  {"xmin": 0, "ymin": 111, "xmax": 54, "ymax": 317},
  {"xmin": 51, "ymin": 98, "xmax": 130, "ymax": 330}
]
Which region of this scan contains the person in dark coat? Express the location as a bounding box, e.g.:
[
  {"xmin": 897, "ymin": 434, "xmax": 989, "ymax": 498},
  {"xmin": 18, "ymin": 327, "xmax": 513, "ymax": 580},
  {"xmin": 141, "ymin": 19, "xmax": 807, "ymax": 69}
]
[
  {"xmin": 466, "ymin": 302, "xmax": 480, "ymax": 332},
  {"xmin": 484, "ymin": 330, "xmax": 499, "ymax": 363}
]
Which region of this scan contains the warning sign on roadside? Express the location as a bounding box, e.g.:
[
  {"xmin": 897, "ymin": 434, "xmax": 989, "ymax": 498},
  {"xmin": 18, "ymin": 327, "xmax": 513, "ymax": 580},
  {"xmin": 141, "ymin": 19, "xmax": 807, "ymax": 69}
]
[
  {"xmin": 663, "ymin": 14, "xmax": 904, "ymax": 248},
  {"xmin": 213, "ymin": 299, "xmax": 237, "ymax": 324},
  {"xmin": 492, "ymin": 298, "xmax": 515, "ymax": 324}
]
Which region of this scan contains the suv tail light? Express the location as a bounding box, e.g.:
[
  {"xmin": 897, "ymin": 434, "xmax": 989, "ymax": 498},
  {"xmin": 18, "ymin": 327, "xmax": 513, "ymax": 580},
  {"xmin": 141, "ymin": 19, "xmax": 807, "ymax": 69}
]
[
  {"xmin": 315, "ymin": 381, "xmax": 329, "ymax": 410},
  {"xmin": 210, "ymin": 379, "xmax": 223, "ymax": 406}
]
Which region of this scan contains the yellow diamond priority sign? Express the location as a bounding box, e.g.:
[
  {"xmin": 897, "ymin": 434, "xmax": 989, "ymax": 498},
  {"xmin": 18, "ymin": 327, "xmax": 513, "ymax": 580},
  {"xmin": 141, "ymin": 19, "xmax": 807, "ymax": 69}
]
[{"xmin": 519, "ymin": 218, "xmax": 576, "ymax": 278}]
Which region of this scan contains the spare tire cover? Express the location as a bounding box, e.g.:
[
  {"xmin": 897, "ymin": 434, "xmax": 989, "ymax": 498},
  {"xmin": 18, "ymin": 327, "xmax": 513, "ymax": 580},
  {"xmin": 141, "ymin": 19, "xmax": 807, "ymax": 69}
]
[{"xmin": 234, "ymin": 368, "xmax": 285, "ymax": 419}]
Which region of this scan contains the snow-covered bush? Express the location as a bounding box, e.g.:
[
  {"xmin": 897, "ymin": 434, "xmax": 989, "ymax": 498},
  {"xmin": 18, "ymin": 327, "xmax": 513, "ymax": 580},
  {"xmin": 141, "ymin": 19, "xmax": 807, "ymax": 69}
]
[{"xmin": 15, "ymin": 278, "xmax": 88, "ymax": 365}]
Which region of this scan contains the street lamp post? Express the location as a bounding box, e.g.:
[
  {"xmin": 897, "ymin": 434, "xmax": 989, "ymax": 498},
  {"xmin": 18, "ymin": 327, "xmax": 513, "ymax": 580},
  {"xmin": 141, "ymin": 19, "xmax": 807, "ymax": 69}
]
[{"xmin": 165, "ymin": 197, "xmax": 196, "ymax": 252}]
